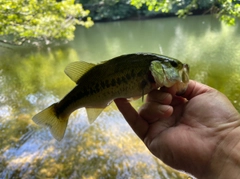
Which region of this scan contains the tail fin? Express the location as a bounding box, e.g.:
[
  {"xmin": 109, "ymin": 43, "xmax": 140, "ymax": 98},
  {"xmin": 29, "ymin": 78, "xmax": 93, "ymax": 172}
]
[{"xmin": 32, "ymin": 103, "xmax": 69, "ymax": 141}]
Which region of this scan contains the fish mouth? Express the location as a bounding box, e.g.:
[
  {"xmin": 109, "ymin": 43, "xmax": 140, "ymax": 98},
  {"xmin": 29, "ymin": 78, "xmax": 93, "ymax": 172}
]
[{"xmin": 149, "ymin": 62, "xmax": 190, "ymax": 94}]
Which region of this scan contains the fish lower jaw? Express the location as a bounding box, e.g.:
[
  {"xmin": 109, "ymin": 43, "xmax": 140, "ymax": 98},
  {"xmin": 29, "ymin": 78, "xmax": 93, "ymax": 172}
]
[{"xmin": 155, "ymin": 79, "xmax": 188, "ymax": 94}]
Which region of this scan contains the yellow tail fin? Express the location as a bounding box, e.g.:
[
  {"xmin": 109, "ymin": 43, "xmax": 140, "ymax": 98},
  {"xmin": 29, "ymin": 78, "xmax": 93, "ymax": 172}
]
[{"xmin": 32, "ymin": 103, "xmax": 69, "ymax": 141}]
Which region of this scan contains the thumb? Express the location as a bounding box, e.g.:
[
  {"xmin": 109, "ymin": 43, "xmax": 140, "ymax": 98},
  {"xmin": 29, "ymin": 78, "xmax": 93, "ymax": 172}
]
[{"xmin": 179, "ymin": 80, "xmax": 212, "ymax": 100}]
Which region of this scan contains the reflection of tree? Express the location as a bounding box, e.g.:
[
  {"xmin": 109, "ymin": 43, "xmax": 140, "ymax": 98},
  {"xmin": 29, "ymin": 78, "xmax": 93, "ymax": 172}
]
[
  {"xmin": 165, "ymin": 17, "xmax": 240, "ymax": 111},
  {"xmin": 0, "ymin": 46, "xmax": 79, "ymax": 172},
  {"xmin": 1, "ymin": 110, "xmax": 189, "ymax": 178},
  {"xmin": 168, "ymin": 18, "xmax": 240, "ymax": 96},
  {"xmin": 0, "ymin": 46, "xmax": 78, "ymax": 110}
]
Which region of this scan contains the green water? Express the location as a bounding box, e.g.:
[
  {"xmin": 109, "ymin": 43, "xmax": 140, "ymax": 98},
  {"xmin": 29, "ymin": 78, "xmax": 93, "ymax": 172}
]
[{"xmin": 1, "ymin": 15, "xmax": 240, "ymax": 178}]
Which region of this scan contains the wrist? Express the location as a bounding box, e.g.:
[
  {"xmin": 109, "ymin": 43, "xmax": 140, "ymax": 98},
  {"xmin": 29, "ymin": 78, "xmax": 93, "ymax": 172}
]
[{"xmin": 203, "ymin": 125, "xmax": 240, "ymax": 179}]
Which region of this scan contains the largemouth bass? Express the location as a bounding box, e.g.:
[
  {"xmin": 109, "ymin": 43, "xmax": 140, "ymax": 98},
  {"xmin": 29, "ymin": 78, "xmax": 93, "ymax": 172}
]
[{"xmin": 33, "ymin": 53, "xmax": 189, "ymax": 141}]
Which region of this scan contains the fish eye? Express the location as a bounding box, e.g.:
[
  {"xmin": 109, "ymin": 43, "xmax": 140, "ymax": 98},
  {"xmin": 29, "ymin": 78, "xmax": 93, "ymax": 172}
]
[{"xmin": 170, "ymin": 61, "xmax": 178, "ymax": 67}]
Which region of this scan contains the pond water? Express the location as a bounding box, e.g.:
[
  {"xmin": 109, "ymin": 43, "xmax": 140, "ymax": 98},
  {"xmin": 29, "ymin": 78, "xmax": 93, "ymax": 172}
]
[{"xmin": 1, "ymin": 15, "xmax": 240, "ymax": 178}]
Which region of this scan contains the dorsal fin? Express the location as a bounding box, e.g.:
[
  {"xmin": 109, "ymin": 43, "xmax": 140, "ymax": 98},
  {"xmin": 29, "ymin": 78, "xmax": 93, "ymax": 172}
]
[{"xmin": 64, "ymin": 61, "xmax": 95, "ymax": 83}]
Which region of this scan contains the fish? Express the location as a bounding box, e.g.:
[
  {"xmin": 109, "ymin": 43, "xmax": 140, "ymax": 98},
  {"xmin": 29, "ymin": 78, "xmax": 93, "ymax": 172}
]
[{"xmin": 32, "ymin": 53, "xmax": 189, "ymax": 141}]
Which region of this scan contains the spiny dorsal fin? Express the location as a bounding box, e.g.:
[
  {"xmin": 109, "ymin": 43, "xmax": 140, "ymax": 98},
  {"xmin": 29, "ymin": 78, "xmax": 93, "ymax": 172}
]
[
  {"xmin": 86, "ymin": 108, "xmax": 104, "ymax": 123},
  {"xmin": 64, "ymin": 61, "xmax": 95, "ymax": 83}
]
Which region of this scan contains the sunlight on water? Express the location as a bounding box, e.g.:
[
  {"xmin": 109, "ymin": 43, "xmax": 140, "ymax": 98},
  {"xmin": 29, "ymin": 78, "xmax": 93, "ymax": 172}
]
[{"xmin": 0, "ymin": 15, "xmax": 239, "ymax": 178}]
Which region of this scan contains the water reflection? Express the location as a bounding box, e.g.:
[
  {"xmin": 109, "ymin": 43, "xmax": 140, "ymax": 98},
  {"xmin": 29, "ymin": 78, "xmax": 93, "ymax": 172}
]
[
  {"xmin": 0, "ymin": 47, "xmax": 188, "ymax": 178},
  {"xmin": 1, "ymin": 15, "xmax": 240, "ymax": 178}
]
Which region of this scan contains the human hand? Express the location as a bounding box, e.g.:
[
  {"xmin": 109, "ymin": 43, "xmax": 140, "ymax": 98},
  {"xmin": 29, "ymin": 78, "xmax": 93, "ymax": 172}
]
[{"xmin": 114, "ymin": 80, "xmax": 240, "ymax": 178}]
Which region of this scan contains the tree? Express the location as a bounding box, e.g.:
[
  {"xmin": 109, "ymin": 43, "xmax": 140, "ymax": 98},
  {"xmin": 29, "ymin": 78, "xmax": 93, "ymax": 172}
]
[
  {"xmin": 0, "ymin": 0, "xmax": 94, "ymax": 46},
  {"xmin": 130, "ymin": 0, "xmax": 240, "ymax": 25},
  {"xmin": 78, "ymin": 0, "xmax": 137, "ymax": 21}
]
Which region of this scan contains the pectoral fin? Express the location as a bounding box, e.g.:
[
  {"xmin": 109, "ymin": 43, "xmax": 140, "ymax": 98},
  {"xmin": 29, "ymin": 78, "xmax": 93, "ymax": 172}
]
[
  {"xmin": 86, "ymin": 108, "xmax": 104, "ymax": 123},
  {"xmin": 64, "ymin": 61, "xmax": 95, "ymax": 83}
]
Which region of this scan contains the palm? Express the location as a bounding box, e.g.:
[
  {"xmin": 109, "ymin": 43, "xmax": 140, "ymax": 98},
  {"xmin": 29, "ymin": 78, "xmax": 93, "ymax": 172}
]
[{"xmin": 145, "ymin": 92, "xmax": 219, "ymax": 174}]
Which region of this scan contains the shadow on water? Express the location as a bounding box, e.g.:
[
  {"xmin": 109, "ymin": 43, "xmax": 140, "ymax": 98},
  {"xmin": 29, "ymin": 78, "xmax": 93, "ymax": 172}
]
[{"xmin": 0, "ymin": 15, "xmax": 240, "ymax": 178}]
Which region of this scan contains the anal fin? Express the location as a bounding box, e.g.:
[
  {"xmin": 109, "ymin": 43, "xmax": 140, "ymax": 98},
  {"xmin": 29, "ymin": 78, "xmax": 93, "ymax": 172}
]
[{"xmin": 86, "ymin": 108, "xmax": 104, "ymax": 123}]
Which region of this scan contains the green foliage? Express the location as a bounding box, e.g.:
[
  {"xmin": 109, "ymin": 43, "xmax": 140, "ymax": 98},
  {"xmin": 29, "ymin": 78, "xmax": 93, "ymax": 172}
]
[
  {"xmin": 1, "ymin": 0, "xmax": 239, "ymax": 47},
  {"xmin": 175, "ymin": 0, "xmax": 198, "ymax": 18},
  {"xmin": 130, "ymin": 0, "xmax": 240, "ymax": 25},
  {"xmin": 131, "ymin": 0, "xmax": 173, "ymax": 12},
  {"xmin": 0, "ymin": 0, "xmax": 94, "ymax": 46},
  {"xmin": 218, "ymin": 0, "xmax": 240, "ymax": 25},
  {"xmin": 79, "ymin": 0, "xmax": 239, "ymax": 24}
]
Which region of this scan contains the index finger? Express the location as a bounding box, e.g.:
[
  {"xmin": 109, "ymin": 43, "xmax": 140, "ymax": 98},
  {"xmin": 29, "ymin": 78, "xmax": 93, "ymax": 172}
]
[{"xmin": 114, "ymin": 98, "xmax": 149, "ymax": 140}]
